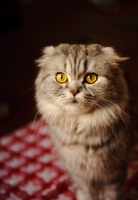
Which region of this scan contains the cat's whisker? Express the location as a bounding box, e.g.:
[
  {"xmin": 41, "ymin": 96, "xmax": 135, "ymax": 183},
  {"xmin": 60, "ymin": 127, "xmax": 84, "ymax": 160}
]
[
  {"xmin": 99, "ymin": 100, "xmax": 128, "ymax": 129},
  {"xmin": 31, "ymin": 112, "xmax": 39, "ymax": 134},
  {"xmin": 31, "ymin": 116, "xmax": 42, "ymax": 135},
  {"xmin": 106, "ymin": 102, "xmax": 130, "ymax": 129},
  {"xmin": 104, "ymin": 100, "xmax": 130, "ymax": 119},
  {"xmin": 98, "ymin": 101, "xmax": 124, "ymax": 132}
]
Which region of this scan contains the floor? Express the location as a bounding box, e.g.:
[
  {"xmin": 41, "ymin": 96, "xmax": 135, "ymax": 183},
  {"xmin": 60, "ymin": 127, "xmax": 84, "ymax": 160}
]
[{"xmin": 0, "ymin": 0, "xmax": 138, "ymax": 136}]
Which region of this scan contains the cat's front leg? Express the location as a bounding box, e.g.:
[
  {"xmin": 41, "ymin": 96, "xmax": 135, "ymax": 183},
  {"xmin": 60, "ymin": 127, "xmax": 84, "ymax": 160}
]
[
  {"xmin": 103, "ymin": 184, "xmax": 124, "ymax": 200},
  {"xmin": 76, "ymin": 188, "xmax": 98, "ymax": 200},
  {"xmin": 103, "ymin": 175, "xmax": 126, "ymax": 200},
  {"xmin": 71, "ymin": 175, "xmax": 98, "ymax": 200}
]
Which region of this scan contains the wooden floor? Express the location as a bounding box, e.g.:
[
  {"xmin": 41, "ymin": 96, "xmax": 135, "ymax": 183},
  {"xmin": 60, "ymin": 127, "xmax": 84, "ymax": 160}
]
[{"xmin": 0, "ymin": 0, "xmax": 138, "ymax": 136}]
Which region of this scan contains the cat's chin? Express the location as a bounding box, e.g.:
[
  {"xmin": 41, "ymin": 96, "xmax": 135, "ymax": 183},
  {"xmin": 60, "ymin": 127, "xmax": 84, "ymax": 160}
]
[{"xmin": 62, "ymin": 103, "xmax": 91, "ymax": 115}]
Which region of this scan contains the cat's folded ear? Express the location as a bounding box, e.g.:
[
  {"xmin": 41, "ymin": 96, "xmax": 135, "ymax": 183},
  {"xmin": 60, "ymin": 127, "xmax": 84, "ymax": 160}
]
[
  {"xmin": 36, "ymin": 46, "xmax": 55, "ymax": 68},
  {"xmin": 43, "ymin": 46, "xmax": 56, "ymax": 55},
  {"xmin": 102, "ymin": 47, "xmax": 130, "ymax": 62}
]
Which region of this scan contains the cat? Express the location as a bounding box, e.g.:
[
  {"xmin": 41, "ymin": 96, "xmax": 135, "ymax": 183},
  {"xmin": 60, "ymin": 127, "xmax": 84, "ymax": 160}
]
[{"xmin": 35, "ymin": 44, "xmax": 133, "ymax": 200}]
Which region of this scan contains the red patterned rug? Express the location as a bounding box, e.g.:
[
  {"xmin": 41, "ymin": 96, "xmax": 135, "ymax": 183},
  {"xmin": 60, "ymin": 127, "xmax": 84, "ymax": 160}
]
[{"xmin": 0, "ymin": 120, "xmax": 138, "ymax": 200}]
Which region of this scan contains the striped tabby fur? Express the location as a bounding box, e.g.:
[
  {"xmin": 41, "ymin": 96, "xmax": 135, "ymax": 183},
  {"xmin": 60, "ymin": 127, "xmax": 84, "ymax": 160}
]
[{"xmin": 35, "ymin": 44, "xmax": 132, "ymax": 200}]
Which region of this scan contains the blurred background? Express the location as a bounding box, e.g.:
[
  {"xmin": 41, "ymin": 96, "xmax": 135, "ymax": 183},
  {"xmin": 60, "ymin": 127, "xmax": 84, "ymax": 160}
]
[{"xmin": 0, "ymin": 0, "xmax": 138, "ymax": 136}]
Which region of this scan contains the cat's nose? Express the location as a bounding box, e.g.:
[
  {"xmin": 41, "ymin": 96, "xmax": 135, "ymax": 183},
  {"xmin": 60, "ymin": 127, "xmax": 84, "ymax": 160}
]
[{"xmin": 70, "ymin": 90, "xmax": 79, "ymax": 96}]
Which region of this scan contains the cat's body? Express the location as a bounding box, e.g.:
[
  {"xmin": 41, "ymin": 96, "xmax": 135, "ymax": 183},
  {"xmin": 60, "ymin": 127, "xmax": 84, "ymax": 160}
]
[{"xmin": 35, "ymin": 44, "xmax": 132, "ymax": 200}]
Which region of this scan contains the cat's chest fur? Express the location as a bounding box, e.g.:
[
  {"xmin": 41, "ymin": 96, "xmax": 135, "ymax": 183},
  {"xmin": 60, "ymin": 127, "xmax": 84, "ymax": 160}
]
[
  {"xmin": 44, "ymin": 101, "xmax": 123, "ymax": 147},
  {"xmin": 60, "ymin": 145, "xmax": 101, "ymax": 179},
  {"xmin": 54, "ymin": 135, "xmax": 116, "ymax": 183},
  {"xmin": 44, "ymin": 101, "xmax": 128, "ymax": 179}
]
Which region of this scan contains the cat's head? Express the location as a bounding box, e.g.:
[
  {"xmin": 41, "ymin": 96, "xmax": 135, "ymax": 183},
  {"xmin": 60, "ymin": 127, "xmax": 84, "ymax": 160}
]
[{"xmin": 35, "ymin": 44, "xmax": 129, "ymax": 115}]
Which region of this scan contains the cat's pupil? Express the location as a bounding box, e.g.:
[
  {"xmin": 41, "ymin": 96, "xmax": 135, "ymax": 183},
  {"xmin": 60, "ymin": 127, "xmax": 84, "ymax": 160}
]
[{"xmin": 60, "ymin": 75, "xmax": 64, "ymax": 79}]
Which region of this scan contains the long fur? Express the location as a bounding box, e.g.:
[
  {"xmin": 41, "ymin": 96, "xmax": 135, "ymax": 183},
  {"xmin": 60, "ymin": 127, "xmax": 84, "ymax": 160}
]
[{"xmin": 35, "ymin": 44, "xmax": 132, "ymax": 200}]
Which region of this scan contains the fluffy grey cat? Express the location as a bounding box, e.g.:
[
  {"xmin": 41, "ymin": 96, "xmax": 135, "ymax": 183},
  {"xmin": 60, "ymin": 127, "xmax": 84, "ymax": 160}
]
[{"xmin": 35, "ymin": 44, "xmax": 132, "ymax": 200}]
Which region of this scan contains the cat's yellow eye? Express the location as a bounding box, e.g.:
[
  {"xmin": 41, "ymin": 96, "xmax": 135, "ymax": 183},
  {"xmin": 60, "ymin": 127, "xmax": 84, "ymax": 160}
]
[
  {"xmin": 84, "ymin": 73, "xmax": 97, "ymax": 84},
  {"xmin": 56, "ymin": 73, "xmax": 68, "ymax": 83}
]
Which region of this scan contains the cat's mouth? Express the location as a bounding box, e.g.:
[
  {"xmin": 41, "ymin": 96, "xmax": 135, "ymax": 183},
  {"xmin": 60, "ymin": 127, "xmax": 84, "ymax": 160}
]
[{"xmin": 72, "ymin": 99, "xmax": 78, "ymax": 104}]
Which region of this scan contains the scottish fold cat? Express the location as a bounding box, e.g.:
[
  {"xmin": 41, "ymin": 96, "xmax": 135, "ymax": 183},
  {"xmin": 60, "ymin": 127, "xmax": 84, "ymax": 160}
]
[{"xmin": 35, "ymin": 44, "xmax": 132, "ymax": 200}]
